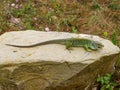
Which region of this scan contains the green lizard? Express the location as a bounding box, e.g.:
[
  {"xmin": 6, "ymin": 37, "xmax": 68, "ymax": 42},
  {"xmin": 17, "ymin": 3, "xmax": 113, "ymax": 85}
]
[{"xmin": 6, "ymin": 38, "xmax": 104, "ymax": 51}]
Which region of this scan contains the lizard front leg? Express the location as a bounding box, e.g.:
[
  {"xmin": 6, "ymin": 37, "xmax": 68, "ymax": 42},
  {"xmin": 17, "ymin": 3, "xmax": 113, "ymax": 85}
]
[
  {"xmin": 65, "ymin": 42, "xmax": 73, "ymax": 50},
  {"xmin": 84, "ymin": 45, "xmax": 92, "ymax": 52}
]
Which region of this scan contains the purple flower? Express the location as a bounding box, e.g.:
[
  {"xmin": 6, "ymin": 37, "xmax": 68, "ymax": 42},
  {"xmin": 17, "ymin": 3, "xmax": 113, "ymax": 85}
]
[
  {"xmin": 16, "ymin": 0, "xmax": 19, "ymax": 2},
  {"xmin": 20, "ymin": 4, "xmax": 23, "ymax": 7},
  {"xmin": 33, "ymin": 17, "xmax": 38, "ymax": 21},
  {"xmin": 3, "ymin": 0, "xmax": 6, "ymax": 3},
  {"xmin": 15, "ymin": 4, "xmax": 19, "ymax": 9}
]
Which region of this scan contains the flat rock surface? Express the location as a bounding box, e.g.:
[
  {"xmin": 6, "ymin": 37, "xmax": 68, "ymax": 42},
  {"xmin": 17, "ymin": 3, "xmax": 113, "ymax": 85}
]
[{"xmin": 0, "ymin": 30, "xmax": 119, "ymax": 65}]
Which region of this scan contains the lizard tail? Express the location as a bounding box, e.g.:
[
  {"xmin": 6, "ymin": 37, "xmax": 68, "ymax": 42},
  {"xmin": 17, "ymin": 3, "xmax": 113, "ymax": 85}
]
[{"xmin": 5, "ymin": 39, "xmax": 66, "ymax": 48}]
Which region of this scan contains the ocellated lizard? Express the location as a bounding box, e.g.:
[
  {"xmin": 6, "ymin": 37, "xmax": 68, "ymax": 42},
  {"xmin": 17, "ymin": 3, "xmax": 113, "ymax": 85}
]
[{"xmin": 6, "ymin": 38, "xmax": 104, "ymax": 51}]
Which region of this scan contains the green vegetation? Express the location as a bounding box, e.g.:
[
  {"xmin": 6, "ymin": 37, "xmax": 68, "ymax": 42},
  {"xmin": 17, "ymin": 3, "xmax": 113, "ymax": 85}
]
[
  {"xmin": 91, "ymin": 0, "xmax": 102, "ymax": 10},
  {"xmin": 108, "ymin": 1, "xmax": 120, "ymax": 10},
  {"xmin": 0, "ymin": 0, "xmax": 120, "ymax": 89},
  {"xmin": 97, "ymin": 74, "xmax": 118, "ymax": 90},
  {"xmin": 111, "ymin": 29, "xmax": 119, "ymax": 45}
]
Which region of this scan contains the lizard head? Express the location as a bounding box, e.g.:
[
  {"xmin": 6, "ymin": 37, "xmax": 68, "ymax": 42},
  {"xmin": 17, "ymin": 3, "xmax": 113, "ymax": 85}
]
[
  {"xmin": 88, "ymin": 40, "xmax": 104, "ymax": 51},
  {"xmin": 94, "ymin": 41, "xmax": 104, "ymax": 48}
]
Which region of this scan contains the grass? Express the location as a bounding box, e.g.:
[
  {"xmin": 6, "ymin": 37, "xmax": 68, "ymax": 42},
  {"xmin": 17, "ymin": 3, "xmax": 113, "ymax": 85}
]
[
  {"xmin": 0, "ymin": 0, "xmax": 120, "ymax": 89},
  {"xmin": 0, "ymin": 0, "xmax": 119, "ymax": 35},
  {"xmin": 97, "ymin": 74, "xmax": 118, "ymax": 90}
]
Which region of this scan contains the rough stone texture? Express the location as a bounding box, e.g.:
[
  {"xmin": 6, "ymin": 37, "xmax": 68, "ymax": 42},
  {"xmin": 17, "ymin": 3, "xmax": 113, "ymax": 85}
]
[
  {"xmin": 0, "ymin": 30, "xmax": 119, "ymax": 90},
  {"xmin": 51, "ymin": 54, "xmax": 119, "ymax": 90},
  {"xmin": 0, "ymin": 62, "xmax": 87, "ymax": 90}
]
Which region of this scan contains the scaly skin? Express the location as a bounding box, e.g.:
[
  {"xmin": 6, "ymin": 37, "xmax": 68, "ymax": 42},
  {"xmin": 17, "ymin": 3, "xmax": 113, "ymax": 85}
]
[{"xmin": 6, "ymin": 38, "xmax": 104, "ymax": 51}]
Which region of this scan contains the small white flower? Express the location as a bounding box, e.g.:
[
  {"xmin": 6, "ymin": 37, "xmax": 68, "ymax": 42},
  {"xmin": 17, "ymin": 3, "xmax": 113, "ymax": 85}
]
[
  {"xmin": 11, "ymin": 3, "xmax": 15, "ymax": 7},
  {"xmin": 45, "ymin": 27, "xmax": 50, "ymax": 32}
]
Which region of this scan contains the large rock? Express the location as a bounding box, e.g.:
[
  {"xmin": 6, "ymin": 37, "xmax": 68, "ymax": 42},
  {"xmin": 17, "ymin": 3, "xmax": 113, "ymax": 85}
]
[{"xmin": 0, "ymin": 30, "xmax": 119, "ymax": 90}]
